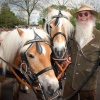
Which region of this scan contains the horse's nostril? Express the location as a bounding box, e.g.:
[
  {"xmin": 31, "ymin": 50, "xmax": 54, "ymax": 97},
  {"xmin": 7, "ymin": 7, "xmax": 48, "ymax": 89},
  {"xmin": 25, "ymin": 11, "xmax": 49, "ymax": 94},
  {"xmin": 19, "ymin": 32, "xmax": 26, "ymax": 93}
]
[{"xmin": 47, "ymin": 86, "xmax": 54, "ymax": 96}]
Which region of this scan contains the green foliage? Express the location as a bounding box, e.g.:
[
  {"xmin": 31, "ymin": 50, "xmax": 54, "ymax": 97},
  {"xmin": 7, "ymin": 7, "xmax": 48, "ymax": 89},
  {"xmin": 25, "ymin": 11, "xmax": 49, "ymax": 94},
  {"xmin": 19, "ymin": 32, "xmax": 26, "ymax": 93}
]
[
  {"xmin": 0, "ymin": 3, "xmax": 27, "ymax": 28},
  {"xmin": 96, "ymin": 22, "xmax": 100, "ymax": 30},
  {"xmin": 70, "ymin": 8, "xmax": 78, "ymax": 27},
  {"xmin": 96, "ymin": 13, "xmax": 100, "ymax": 30},
  {"xmin": 38, "ymin": 19, "xmax": 44, "ymax": 27},
  {"xmin": 70, "ymin": 17, "xmax": 76, "ymax": 27},
  {"xmin": 50, "ymin": 4, "xmax": 66, "ymax": 10}
]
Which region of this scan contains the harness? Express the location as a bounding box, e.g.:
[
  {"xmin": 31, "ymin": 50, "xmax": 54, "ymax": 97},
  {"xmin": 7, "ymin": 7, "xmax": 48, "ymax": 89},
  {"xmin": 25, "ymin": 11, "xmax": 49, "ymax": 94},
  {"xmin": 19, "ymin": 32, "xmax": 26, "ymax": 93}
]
[{"xmin": 0, "ymin": 37, "xmax": 54, "ymax": 100}]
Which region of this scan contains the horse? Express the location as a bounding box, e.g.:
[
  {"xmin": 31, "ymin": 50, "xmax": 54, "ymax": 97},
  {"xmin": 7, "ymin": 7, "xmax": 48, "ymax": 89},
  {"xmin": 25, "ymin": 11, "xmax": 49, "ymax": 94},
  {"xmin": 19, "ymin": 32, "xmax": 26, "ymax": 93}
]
[
  {"xmin": 0, "ymin": 27, "xmax": 59, "ymax": 100},
  {"xmin": 44, "ymin": 7, "xmax": 74, "ymax": 59}
]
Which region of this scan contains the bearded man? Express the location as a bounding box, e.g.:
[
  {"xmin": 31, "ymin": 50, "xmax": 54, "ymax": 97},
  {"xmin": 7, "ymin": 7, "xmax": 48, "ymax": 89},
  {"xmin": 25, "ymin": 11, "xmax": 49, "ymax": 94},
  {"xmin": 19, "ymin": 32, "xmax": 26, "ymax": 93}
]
[{"xmin": 63, "ymin": 4, "xmax": 100, "ymax": 100}]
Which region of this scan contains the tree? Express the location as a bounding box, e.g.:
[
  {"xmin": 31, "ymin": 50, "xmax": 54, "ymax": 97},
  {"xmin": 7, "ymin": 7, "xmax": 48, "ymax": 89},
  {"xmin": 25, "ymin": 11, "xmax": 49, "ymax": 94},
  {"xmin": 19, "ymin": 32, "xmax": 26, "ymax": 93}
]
[
  {"xmin": 0, "ymin": 2, "xmax": 26, "ymax": 28},
  {"xmin": 7, "ymin": 0, "xmax": 40, "ymax": 25}
]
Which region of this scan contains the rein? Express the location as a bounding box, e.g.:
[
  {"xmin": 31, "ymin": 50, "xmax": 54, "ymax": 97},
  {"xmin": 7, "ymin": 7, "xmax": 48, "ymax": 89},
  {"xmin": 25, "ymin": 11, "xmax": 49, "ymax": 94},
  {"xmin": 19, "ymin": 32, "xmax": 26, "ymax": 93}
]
[
  {"xmin": 20, "ymin": 38, "xmax": 53, "ymax": 100},
  {"xmin": 0, "ymin": 38, "xmax": 53, "ymax": 100},
  {"xmin": 52, "ymin": 50, "xmax": 71, "ymax": 80},
  {"xmin": 0, "ymin": 57, "xmax": 48, "ymax": 100}
]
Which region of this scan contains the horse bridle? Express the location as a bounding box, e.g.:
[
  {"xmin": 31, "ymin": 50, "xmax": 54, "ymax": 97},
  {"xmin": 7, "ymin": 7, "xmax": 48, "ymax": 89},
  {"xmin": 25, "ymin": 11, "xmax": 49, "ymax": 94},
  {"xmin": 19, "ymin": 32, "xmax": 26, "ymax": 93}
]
[
  {"xmin": 46, "ymin": 11, "xmax": 68, "ymax": 45},
  {"xmin": 21, "ymin": 38, "xmax": 53, "ymax": 77},
  {"xmin": 20, "ymin": 37, "xmax": 54, "ymax": 100}
]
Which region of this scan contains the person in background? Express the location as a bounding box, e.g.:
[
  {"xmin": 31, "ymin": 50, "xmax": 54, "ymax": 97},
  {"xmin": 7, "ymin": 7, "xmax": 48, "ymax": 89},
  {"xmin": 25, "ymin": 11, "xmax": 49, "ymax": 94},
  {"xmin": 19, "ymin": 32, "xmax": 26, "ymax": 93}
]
[{"xmin": 63, "ymin": 4, "xmax": 100, "ymax": 100}]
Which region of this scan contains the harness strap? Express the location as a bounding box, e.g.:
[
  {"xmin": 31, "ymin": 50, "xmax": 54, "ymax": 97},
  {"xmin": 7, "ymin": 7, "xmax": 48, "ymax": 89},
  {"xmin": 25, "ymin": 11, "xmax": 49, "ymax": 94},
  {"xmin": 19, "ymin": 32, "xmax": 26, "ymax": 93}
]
[
  {"xmin": 0, "ymin": 57, "xmax": 31, "ymax": 87},
  {"xmin": 51, "ymin": 32, "xmax": 66, "ymax": 43},
  {"xmin": 36, "ymin": 66, "xmax": 53, "ymax": 77}
]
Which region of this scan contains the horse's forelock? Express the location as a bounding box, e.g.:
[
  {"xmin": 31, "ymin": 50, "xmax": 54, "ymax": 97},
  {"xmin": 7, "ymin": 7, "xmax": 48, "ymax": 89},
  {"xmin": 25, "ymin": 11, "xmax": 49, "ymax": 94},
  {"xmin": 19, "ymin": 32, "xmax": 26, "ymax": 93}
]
[
  {"xmin": 47, "ymin": 9, "xmax": 72, "ymax": 21},
  {"xmin": 61, "ymin": 10, "xmax": 72, "ymax": 20},
  {"xmin": 47, "ymin": 9, "xmax": 59, "ymax": 21}
]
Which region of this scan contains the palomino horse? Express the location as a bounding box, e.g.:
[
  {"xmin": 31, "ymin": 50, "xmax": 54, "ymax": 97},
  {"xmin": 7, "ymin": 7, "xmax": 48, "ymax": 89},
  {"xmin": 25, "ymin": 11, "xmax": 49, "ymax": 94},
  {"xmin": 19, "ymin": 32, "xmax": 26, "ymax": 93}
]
[
  {"xmin": 0, "ymin": 27, "xmax": 59, "ymax": 99},
  {"xmin": 43, "ymin": 8, "xmax": 73, "ymax": 94},
  {"xmin": 44, "ymin": 7, "xmax": 74, "ymax": 59}
]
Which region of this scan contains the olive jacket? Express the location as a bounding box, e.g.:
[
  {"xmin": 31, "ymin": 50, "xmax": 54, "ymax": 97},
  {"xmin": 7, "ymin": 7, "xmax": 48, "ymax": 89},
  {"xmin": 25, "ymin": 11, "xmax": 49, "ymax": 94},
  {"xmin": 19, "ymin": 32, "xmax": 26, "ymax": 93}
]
[{"xmin": 66, "ymin": 28, "xmax": 100, "ymax": 90}]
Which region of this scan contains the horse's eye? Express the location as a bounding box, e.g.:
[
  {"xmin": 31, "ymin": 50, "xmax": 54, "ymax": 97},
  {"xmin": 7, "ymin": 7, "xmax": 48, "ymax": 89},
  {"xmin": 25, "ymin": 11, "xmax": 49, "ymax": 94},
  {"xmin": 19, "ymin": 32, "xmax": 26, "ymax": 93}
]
[
  {"xmin": 50, "ymin": 25, "xmax": 52, "ymax": 28},
  {"xmin": 28, "ymin": 54, "xmax": 34, "ymax": 58}
]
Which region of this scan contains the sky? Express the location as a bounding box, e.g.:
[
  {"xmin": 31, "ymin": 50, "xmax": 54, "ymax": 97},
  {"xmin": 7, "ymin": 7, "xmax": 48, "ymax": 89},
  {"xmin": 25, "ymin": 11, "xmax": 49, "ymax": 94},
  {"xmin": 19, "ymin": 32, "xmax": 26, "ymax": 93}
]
[{"xmin": 10, "ymin": 6, "xmax": 40, "ymax": 25}]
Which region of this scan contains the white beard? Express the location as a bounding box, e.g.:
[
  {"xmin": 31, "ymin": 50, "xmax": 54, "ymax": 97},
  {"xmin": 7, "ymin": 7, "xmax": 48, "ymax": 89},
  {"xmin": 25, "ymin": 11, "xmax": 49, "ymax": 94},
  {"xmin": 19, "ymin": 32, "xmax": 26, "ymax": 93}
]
[{"xmin": 75, "ymin": 19, "xmax": 95, "ymax": 48}]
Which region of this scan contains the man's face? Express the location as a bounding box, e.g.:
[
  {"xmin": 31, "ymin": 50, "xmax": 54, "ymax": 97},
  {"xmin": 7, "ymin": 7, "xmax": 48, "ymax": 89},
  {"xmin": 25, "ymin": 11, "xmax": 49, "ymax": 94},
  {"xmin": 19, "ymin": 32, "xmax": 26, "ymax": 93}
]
[{"xmin": 77, "ymin": 10, "xmax": 92, "ymax": 24}]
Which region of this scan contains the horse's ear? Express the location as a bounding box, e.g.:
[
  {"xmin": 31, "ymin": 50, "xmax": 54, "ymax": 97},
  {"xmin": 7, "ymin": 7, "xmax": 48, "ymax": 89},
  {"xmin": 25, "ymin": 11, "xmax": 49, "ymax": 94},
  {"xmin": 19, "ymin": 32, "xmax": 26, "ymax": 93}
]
[
  {"xmin": 47, "ymin": 7, "xmax": 52, "ymax": 12},
  {"xmin": 37, "ymin": 25, "xmax": 43, "ymax": 29},
  {"xmin": 16, "ymin": 26, "xmax": 23, "ymax": 36}
]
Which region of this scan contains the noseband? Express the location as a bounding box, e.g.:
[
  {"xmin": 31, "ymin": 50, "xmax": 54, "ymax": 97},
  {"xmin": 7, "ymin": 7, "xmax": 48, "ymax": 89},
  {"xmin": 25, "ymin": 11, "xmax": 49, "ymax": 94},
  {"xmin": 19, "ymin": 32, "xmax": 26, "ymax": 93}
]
[{"xmin": 50, "ymin": 32, "xmax": 67, "ymax": 44}]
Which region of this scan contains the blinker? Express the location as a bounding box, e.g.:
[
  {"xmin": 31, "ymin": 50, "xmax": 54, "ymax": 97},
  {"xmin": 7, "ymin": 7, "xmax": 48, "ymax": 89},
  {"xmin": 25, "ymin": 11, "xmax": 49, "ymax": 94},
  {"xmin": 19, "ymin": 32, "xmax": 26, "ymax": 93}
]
[
  {"xmin": 36, "ymin": 42, "xmax": 42, "ymax": 54},
  {"xmin": 55, "ymin": 11, "xmax": 62, "ymax": 26},
  {"xmin": 55, "ymin": 18, "xmax": 59, "ymax": 26},
  {"xmin": 46, "ymin": 24, "xmax": 51, "ymax": 34}
]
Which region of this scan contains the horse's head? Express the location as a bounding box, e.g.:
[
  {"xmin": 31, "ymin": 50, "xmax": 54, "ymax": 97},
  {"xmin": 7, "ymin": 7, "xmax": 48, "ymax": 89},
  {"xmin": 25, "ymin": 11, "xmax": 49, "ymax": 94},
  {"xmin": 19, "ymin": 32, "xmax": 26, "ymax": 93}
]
[
  {"xmin": 16, "ymin": 27, "xmax": 59, "ymax": 96},
  {"xmin": 45, "ymin": 7, "xmax": 74, "ymax": 59}
]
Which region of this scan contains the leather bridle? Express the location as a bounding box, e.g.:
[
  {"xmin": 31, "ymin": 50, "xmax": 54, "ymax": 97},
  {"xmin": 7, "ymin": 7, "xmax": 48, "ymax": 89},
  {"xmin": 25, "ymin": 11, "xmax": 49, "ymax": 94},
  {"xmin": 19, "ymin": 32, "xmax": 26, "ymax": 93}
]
[
  {"xmin": 46, "ymin": 11, "xmax": 68, "ymax": 46},
  {"xmin": 0, "ymin": 37, "xmax": 53, "ymax": 100},
  {"xmin": 20, "ymin": 38, "xmax": 54, "ymax": 98},
  {"xmin": 20, "ymin": 38, "xmax": 53, "ymax": 79}
]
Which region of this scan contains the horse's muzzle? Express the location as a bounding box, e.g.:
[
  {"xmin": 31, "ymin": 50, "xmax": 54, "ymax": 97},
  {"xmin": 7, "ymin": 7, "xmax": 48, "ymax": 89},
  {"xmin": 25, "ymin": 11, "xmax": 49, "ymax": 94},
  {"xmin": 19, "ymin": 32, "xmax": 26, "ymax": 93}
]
[
  {"xmin": 47, "ymin": 86, "xmax": 54, "ymax": 95},
  {"xmin": 54, "ymin": 47, "xmax": 66, "ymax": 58}
]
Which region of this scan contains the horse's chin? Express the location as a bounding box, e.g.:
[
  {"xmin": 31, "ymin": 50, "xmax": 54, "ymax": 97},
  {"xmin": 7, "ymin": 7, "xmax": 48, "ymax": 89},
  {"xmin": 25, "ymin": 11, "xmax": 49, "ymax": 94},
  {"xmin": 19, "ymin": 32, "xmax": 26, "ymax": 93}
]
[
  {"xmin": 42, "ymin": 86, "xmax": 58, "ymax": 98},
  {"xmin": 54, "ymin": 52, "xmax": 65, "ymax": 59},
  {"xmin": 53, "ymin": 47, "xmax": 66, "ymax": 59}
]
